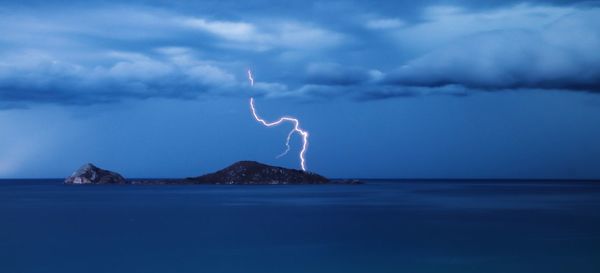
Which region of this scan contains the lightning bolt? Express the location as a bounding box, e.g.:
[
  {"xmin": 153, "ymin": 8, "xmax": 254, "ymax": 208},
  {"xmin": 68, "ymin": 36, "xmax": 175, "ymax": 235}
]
[
  {"xmin": 276, "ymin": 130, "xmax": 294, "ymax": 159},
  {"xmin": 247, "ymin": 69, "xmax": 254, "ymax": 87},
  {"xmin": 247, "ymin": 69, "xmax": 309, "ymax": 171}
]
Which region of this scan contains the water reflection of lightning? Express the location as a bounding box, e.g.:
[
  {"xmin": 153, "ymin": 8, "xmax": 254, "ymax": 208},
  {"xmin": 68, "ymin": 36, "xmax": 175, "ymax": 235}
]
[{"xmin": 247, "ymin": 69, "xmax": 309, "ymax": 171}]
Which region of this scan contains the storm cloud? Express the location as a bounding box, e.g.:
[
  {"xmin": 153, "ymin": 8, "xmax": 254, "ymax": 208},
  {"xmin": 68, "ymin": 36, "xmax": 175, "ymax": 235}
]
[
  {"xmin": 0, "ymin": 1, "xmax": 599, "ymax": 108},
  {"xmin": 385, "ymin": 8, "xmax": 600, "ymax": 92}
]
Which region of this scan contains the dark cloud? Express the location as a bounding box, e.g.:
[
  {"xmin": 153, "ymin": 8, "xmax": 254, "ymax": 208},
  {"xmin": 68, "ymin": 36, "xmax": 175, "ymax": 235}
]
[
  {"xmin": 297, "ymin": 8, "xmax": 600, "ymax": 100},
  {"xmin": 304, "ymin": 63, "xmax": 376, "ymax": 86},
  {"xmin": 0, "ymin": 50, "xmax": 240, "ymax": 107},
  {"xmin": 0, "ymin": 1, "xmax": 599, "ymax": 109},
  {"xmin": 384, "ymin": 9, "xmax": 600, "ymax": 92}
]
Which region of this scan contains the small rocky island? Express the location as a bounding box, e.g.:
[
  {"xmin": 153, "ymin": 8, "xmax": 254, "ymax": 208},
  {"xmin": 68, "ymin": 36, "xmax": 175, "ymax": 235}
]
[
  {"xmin": 65, "ymin": 161, "xmax": 360, "ymax": 185},
  {"xmin": 65, "ymin": 163, "xmax": 126, "ymax": 184}
]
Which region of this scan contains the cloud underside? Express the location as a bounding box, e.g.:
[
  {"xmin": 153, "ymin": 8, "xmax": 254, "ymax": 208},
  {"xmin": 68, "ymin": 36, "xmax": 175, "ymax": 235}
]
[
  {"xmin": 0, "ymin": 3, "xmax": 599, "ymax": 108},
  {"xmin": 385, "ymin": 12, "xmax": 600, "ymax": 92}
]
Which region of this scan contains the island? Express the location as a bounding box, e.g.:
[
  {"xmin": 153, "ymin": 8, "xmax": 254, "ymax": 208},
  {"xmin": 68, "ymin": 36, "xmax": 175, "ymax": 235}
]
[
  {"xmin": 187, "ymin": 161, "xmax": 329, "ymax": 184},
  {"xmin": 65, "ymin": 161, "xmax": 361, "ymax": 185},
  {"xmin": 65, "ymin": 163, "xmax": 126, "ymax": 184}
]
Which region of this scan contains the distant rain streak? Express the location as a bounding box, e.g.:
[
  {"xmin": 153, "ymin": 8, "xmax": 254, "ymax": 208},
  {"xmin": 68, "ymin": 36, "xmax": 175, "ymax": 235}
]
[{"xmin": 247, "ymin": 69, "xmax": 309, "ymax": 171}]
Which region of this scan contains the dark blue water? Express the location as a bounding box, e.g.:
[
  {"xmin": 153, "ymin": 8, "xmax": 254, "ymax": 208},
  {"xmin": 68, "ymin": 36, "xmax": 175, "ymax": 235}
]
[{"xmin": 1, "ymin": 180, "xmax": 600, "ymax": 273}]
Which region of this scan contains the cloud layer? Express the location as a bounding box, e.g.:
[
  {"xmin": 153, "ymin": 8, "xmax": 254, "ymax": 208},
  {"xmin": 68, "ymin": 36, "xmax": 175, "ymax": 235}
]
[
  {"xmin": 0, "ymin": 2, "xmax": 599, "ymax": 108},
  {"xmin": 385, "ymin": 8, "xmax": 600, "ymax": 92}
]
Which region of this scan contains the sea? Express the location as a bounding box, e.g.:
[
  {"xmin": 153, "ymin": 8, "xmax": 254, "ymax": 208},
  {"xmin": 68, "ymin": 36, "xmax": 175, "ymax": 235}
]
[{"xmin": 1, "ymin": 179, "xmax": 599, "ymax": 273}]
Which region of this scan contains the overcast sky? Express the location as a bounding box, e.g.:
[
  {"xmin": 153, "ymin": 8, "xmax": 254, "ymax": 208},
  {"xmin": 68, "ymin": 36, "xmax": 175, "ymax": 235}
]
[{"xmin": 1, "ymin": 0, "xmax": 599, "ymax": 179}]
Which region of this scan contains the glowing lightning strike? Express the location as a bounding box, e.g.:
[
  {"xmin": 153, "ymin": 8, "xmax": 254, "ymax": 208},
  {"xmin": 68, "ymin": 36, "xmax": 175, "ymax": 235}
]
[
  {"xmin": 247, "ymin": 69, "xmax": 254, "ymax": 86},
  {"xmin": 276, "ymin": 130, "xmax": 294, "ymax": 159},
  {"xmin": 247, "ymin": 69, "xmax": 309, "ymax": 171}
]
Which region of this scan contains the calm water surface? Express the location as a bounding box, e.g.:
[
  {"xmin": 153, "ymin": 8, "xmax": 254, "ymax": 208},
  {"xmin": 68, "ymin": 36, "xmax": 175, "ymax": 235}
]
[{"xmin": 1, "ymin": 180, "xmax": 599, "ymax": 273}]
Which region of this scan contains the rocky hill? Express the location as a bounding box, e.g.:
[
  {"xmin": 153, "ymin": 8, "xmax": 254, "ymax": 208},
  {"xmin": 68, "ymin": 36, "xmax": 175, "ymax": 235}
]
[
  {"xmin": 64, "ymin": 163, "xmax": 126, "ymax": 184},
  {"xmin": 187, "ymin": 161, "xmax": 330, "ymax": 184}
]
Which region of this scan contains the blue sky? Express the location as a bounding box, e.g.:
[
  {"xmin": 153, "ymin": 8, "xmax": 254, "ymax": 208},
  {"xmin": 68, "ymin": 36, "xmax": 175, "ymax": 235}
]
[{"xmin": 1, "ymin": 0, "xmax": 599, "ymax": 179}]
